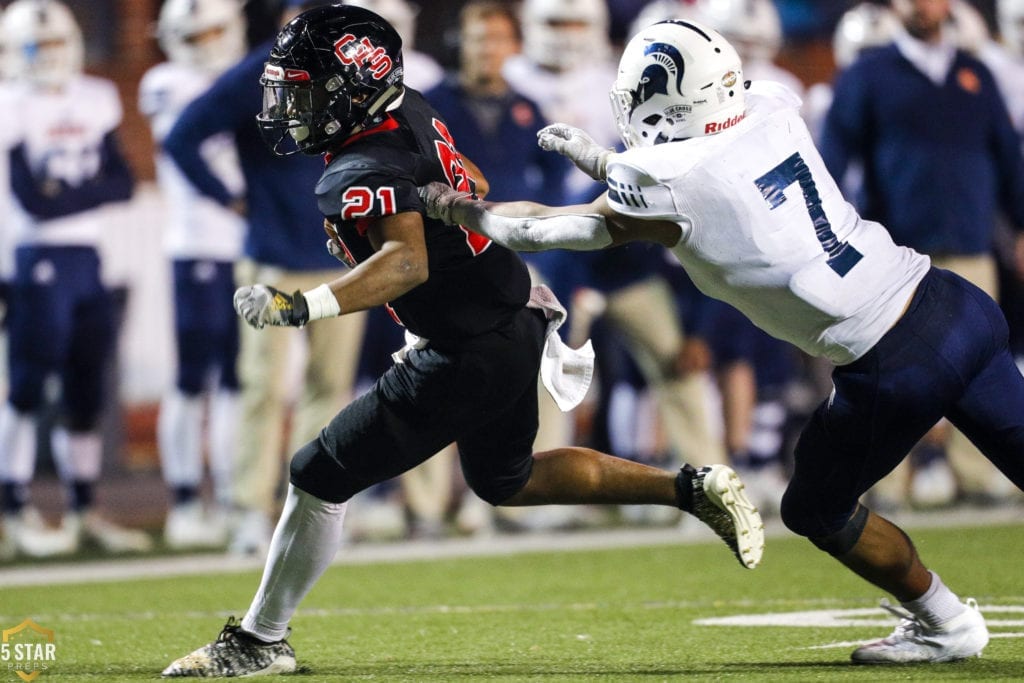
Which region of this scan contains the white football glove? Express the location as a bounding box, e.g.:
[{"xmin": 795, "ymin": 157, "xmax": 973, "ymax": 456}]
[
  {"xmin": 418, "ymin": 182, "xmax": 473, "ymax": 225},
  {"xmin": 233, "ymin": 284, "xmax": 309, "ymax": 329},
  {"xmin": 537, "ymin": 124, "xmax": 613, "ymax": 181}
]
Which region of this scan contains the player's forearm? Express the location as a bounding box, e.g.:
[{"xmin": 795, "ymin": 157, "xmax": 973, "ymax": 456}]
[
  {"xmin": 327, "ymin": 240, "xmax": 428, "ymax": 314},
  {"xmin": 450, "ymin": 198, "xmax": 612, "ymax": 252}
]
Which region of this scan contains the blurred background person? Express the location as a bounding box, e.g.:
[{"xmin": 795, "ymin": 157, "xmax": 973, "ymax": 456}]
[
  {"xmin": 820, "ymin": 0, "xmax": 1024, "ymax": 511},
  {"xmin": 0, "ymin": 0, "xmax": 151, "ymax": 558},
  {"xmin": 162, "ymin": 0, "xmax": 367, "ymax": 556},
  {"xmin": 138, "ymin": 0, "xmax": 248, "ymax": 550},
  {"xmin": 422, "ymin": 0, "xmax": 574, "ymax": 536}
]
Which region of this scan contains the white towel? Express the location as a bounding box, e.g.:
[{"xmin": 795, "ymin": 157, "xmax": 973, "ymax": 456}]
[
  {"xmin": 390, "ymin": 285, "xmax": 595, "ymax": 412},
  {"xmin": 527, "ymin": 285, "xmax": 595, "ymax": 412}
]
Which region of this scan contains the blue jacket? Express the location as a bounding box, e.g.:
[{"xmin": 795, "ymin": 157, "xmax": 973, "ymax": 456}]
[
  {"xmin": 820, "ymin": 44, "xmax": 1024, "ymax": 255},
  {"xmin": 163, "ymin": 40, "xmax": 338, "ymax": 270}
]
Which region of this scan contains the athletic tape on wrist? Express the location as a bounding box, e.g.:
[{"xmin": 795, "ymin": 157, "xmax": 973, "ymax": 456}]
[{"xmin": 303, "ymin": 283, "xmax": 341, "ymax": 321}]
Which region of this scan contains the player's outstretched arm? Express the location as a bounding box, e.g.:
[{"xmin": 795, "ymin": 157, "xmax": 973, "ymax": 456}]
[
  {"xmin": 419, "ymin": 182, "xmax": 611, "ymax": 252},
  {"xmin": 418, "ymin": 182, "xmax": 680, "ymax": 252}
]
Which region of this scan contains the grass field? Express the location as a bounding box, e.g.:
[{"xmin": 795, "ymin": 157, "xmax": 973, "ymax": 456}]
[{"xmin": 1, "ymin": 519, "xmax": 1022, "ymax": 681}]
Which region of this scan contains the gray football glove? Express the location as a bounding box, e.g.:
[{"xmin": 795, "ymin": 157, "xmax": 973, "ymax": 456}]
[
  {"xmin": 418, "ymin": 182, "xmax": 473, "ymax": 225},
  {"xmin": 537, "ymin": 124, "xmax": 612, "ymax": 180},
  {"xmin": 233, "ymin": 284, "xmax": 309, "ymax": 329}
]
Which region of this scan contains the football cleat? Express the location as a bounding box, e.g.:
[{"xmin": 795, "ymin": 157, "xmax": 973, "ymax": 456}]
[
  {"xmin": 683, "ymin": 464, "xmax": 765, "ymax": 569},
  {"xmin": 851, "ymin": 598, "xmax": 989, "ymax": 664},
  {"xmin": 65, "ymin": 511, "xmax": 154, "ymax": 553},
  {"xmin": 5, "ymin": 507, "xmax": 78, "ymax": 558},
  {"xmin": 162, "ymin": 617, "xmax": 296, "ymax": 678}
]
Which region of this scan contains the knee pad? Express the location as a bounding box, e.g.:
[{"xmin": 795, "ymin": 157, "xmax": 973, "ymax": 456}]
[
  {"xmin": 808, "ymin": 504, "xmax": 869, "ymax": 557},
  {"xmin": 289, "ymin": 440, "xmax": 360, "ymax": 504}
]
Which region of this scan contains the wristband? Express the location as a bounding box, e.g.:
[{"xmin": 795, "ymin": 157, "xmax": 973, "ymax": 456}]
[{"xmin": 302, "ymin": 283, "xmax": 341, "ymax": 321}]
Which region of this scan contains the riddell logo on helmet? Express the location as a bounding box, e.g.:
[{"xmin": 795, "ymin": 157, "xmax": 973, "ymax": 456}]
[
  {"xmin": 334, "ymin": 33, "xmax": 393, "ymax": 80},
  {"xmin": 704, "ymin": 113, "xmax": 745, "ymax": 134}
]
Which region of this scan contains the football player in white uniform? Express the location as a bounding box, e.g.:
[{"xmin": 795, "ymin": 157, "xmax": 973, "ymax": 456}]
[
  {"xmin": 422, "ymin": 19, "xmax": 1024, "ymax": 665},
  {"xmin": 139, "ymin": 0, "xmax": 248, "ymax": 550},
  {"xmin": 0, "ymin": 0, "xmax": 152, "ymax": 557}
]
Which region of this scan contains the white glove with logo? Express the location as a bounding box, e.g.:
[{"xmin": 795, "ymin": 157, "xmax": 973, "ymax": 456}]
[
  {"xmin": 233, "ymin": 284, "xmax": 309, "ymax": 329},
  {"xmin": 537, "ymin": 124, "xmax": 613, "ymax": 180},
  {"xmin": 418, "ymin": 182, "xmax": 473, "ymax": 225}
]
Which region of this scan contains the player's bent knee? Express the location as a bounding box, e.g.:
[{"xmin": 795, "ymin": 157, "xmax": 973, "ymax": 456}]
[
  {"xmin": 807, "ymin": 504, "xmax": 869, "ymax": 557},
  {"xmin": 289, "ymin": 440, "xmax": 358, "ymax": 504}
]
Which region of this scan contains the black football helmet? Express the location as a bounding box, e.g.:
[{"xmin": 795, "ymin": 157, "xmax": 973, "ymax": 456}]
[{"xmin": 257, "ymin": 4, "xmax": 404, "ymax": 156}]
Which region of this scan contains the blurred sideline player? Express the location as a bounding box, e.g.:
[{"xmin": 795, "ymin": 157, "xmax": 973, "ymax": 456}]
[
  {"xmin": 0, "ymin": 0, "xmax": 151, "ymax": 557},
  {"xmin": 422, "ymin": 17, "xmax": 1024, "ymax": 665},
  {"xmin": 139, "ymin": 0, "xmax": 248, "ymax": 549},
  {"xmin": 162, "ymin": 0, "xmax": 369, "ymax": 557}
]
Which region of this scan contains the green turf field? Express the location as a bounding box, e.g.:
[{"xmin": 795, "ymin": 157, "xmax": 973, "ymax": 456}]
[{"xmin": 1, "ymin": 522, "xmax": 1022, "ymax": 681}]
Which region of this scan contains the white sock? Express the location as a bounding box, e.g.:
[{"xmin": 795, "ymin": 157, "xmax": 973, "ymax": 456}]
[
  {"xmin": 158, "ymin": 390, "xmax": 204, "ymax": 490},
  {"xmin": 51, "ymin": 427, "xmax": 102, "ymax": 481},
  {"xmin": 902, "ymin": 571, "xmax": 966, "ymax": 630},
  {"xmin": 207, "ymin": 390, "xmax": 239, "ymax": 508},
  {"xmin": 0, "ymin": 404, "xmax": 37, "ymax": 482},
  {"xmin": 241, "ymin": 485, "xmax": 348, "ymax": 642}
]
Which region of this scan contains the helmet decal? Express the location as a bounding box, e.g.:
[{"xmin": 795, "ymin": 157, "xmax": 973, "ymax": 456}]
[
  {"xmin": 333, "ymin": 33, "xmax": 394, "ymax": 80},
  {"xmin": 639, "ymin": 41, "xmax": 686, "ymax": 107}
]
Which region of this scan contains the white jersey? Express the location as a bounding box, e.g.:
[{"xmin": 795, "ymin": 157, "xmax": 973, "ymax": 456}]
[
  {"xmin": 139, "ymin": 61, "xmax": 245, "ymax": 261},
  {"xmin": 9, "ymin": 75, "xmax": 128, "ymax": 248},
  {"xmin": 607, "ymin": 81, "xmax": 930, "ymax": 365}
]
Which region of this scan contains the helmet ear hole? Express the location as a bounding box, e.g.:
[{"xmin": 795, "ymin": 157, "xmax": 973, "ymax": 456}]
[{"xmin": 642, "ymin": 114, "xmax": 662, "ymax": 125}]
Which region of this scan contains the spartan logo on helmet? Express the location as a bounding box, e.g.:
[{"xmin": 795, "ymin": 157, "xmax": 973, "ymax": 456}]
[{"xmin": 637, "ymin": 41, "xmax": 686, "ymax": 107}]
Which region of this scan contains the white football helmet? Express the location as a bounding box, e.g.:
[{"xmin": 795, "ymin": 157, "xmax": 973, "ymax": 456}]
[
  {"xmin": 611, "ymin": 20, "xmax": 745, "ymax": 147},
  {"xmin": 832, "ymin": 3, "xmax": 901, "ymax": 70},
  {"xmin": 157, "ymin": 0, "xmax": 247, "ymax": 73},
  {"xmin": 693, "ymin": 0, "xmax": 782, "ymax": 62},
  {"xmin": 522, "ymin": 0, "xmax": 611, "ymax": 71},
  {"xmin": 345, "ymin": 0, "xmax": 419, "ymax": 49},
  {"xmin": 1, "ymin": 0, "xmax": 83, "ymax": 88},
  {"xmin": 1000, "ymin": 0, "xmax": 1024, "ymax": 56}
]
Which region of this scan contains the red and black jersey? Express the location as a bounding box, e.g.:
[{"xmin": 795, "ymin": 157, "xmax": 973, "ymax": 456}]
[{"xmin": 316, "ymin": 88, "xmax": 531, "ymax": 343}]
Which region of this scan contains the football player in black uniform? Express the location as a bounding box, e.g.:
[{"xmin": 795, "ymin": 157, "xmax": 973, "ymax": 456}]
[{"xmin": 162, "ymin": 6, "xmax": 764, "ymax": 677}]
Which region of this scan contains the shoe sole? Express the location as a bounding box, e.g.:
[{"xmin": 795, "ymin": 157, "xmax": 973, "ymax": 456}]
[
  {"xmin": 704, "ymin": 466, "xmax": 765, "ymax": 569},
  {"xmin": 240, "ymin": 655, "xmax": 297, "ymax": 677}
]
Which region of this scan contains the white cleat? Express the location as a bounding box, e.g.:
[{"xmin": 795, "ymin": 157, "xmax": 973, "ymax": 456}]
[
  {"xmin": 685, "ymin": 465, "xmax": 765, "ymax": 569},
  {"xmin": 65, "ymin": 511, "xmax": 154, "ymax": 553},
  {"xmin": 852, "ymin": 598, "xmax": 989, "ymax": 664},
  {"xmin": 6, "ymin": 507, "xmax": 78, "ymax": 558},
  {"xmin": 165, "ymin": 502, "xmax": 228, "ymax": 550}
]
